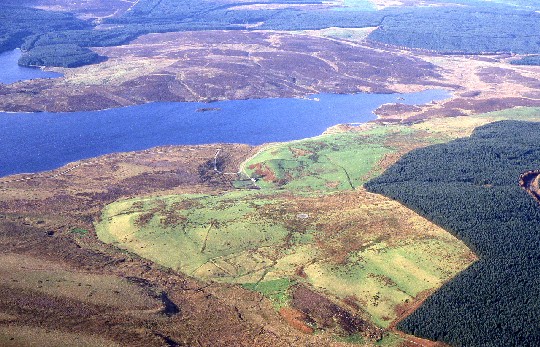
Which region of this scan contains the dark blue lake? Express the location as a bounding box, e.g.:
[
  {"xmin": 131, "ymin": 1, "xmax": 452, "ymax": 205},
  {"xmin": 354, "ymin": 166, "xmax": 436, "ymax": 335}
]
[
  {"xmin": 0, "ymin": 49, "xmax": 62, "ymax": 84},
  {"xmin": 0, "ymin": 90, "xmax": 449, "ymax": 177}
]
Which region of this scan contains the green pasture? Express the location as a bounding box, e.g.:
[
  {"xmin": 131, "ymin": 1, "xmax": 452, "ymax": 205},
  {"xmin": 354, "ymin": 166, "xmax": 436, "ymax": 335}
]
[
  {"xmin": 412, "ymin": 107, "xmax": 540, "ymax": 140},
  {"xmin": 311, "ymin": 27, "xmax": 376, "ymax": 42},
  {"xmin": 96, "ymin": 191, "xmax": 301, "ymax": 278},
  {"xmin": 96, "ymin": 188, "xmax": 472, "ymax": 329},
  {"xmin": 242, "ymin": 278, "xmax": 296, "ymax": 309},
  {"xmin": 93, "ymin": 108, "xmax": 540, "ymax": 334},
  {"xmin": 242, "ymin": 130, "xmax": 408, "ymax": 193},
  {"xmin": 303, "ymin": 238, "xmax": 470, "ymax": 327}
]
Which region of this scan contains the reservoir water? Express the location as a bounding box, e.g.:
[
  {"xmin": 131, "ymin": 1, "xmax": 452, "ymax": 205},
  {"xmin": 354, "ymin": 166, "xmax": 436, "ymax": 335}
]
[
  {"xmin": 0, "ymin": 49, "xmax": 62, "ymax": 84},
  {"xmin": 0, "ymin": 90, "xmax": 450, "ymax": 177}
]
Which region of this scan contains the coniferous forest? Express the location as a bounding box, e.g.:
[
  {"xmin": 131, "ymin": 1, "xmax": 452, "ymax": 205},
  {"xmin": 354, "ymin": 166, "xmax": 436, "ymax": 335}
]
[{"xmin": 365, "ymin": 120, "xmax": 540, "ymax": 346}]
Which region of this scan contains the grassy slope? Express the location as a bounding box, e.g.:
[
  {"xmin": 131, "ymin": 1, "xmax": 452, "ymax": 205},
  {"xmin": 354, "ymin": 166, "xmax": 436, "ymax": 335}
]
[
  {"xmin": 95, "ymin": 107, "xmax": 540, "ymax": 342},
  {"xmin": 98, "ymin": 109, "xmax": 540, "ymax": 334},
  {"xmin": 97, "ymin": 189, "xmax": 473, "ymax": 330},
  {"xmin": 242, "ymin": 130, "xmax": 402, "ymax": 192}
]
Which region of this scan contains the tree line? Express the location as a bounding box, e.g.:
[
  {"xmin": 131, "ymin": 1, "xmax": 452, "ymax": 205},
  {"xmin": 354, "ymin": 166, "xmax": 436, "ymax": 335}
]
[{"xmin": 368, "ymin": 6, "xmax": 540, "ymax": 54}]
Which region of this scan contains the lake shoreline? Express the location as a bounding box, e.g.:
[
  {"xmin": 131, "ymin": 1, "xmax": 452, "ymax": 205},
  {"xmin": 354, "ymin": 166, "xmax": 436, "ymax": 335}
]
[
  {"xmin": 0, "ymin": 90, "xmax": 450, "ymax": 177},
  {"xmin": 0, "ymin": 49, "xmax": 62, "ymax": 85}
]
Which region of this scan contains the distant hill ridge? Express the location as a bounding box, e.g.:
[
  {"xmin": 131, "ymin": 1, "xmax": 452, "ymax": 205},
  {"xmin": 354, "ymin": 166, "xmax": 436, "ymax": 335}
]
[{"xmin": 3, "ymin": 0, "xmax": 540, "ymax": 67}]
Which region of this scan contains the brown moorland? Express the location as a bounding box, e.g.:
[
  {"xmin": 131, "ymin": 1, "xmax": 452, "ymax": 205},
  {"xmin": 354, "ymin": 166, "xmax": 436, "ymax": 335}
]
[
  {"xmin": 0, "ymin": 31, "xmax": 448, "ymax": 112},
  {"xmin": 0, "ymin": 144, "xmax": 343, "ymax": 347},
  {"xmin": 3, "ymin": 30, "xmax": 540, "ymax": 123}
]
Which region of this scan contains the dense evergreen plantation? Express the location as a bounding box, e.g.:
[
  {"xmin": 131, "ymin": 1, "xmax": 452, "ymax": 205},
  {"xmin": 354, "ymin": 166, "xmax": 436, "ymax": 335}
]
[
  {"xmin": 0, "ymin": 5, "xmax": 92, "ymax": 62},
  {"xmin": 369, "ymin": 6, "xmax": 540, "ymax": 54},
  {"xmin": 17, "ymin": 44, "xmax": 101, "ymax": 68},
  {"xmin": 365, "ymin": 121, "xmax": 540, "ymax": 346},
  {"xmin": 103, "ymin": 0, "xmax": 383, "ymax": 30},
  {"xmin": 3, "ymin": 0, "xmax": 540, "ymax": 68}
]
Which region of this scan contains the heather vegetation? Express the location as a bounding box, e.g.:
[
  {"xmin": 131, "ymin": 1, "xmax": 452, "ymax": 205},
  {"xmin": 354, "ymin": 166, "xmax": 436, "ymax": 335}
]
[{"xmin": 366, "ymin": 120, "xmax": 540, "ymax": 346}]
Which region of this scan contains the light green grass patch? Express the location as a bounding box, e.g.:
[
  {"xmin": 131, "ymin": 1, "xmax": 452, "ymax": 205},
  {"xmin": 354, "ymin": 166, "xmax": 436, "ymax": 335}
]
[
  {"xmin": 71, "ymin": 228, "xmax": 88, "ymax": 235},
  {"xmin": 96, "ymin": 191, "xmax": 304, "ymax": 280},
  {"xmin": 242, "ymin": 278, "xmax": 296, "ymax": 309},
  {"xmin": 335, "ymin": 332, "xmax": 365, "ymax": 344},
  {"xmin": 303, "ymin": 238, "xmax": 471, "ymax": 328},
  {"xmin": 243, "ymin": 133, "xmax": 396, "ymax": 193},
  {"xmin": 334, "ymin": 0, "xmax": 376, "ymax": 11},
  {"xmin": 97, "ymin": 189, "xmax": 344, "ymax": 290},
  {"xmin": 298, "ymin": 27, "xmax": 377, "ymax": 42},
  {"xmin": 375, "ymin": 332, "xmax": 404, "ymax": 346},
  {"xmin": 413, "ymin": 107, "xmax": 540, "ymax": 141},
  {"xmin": 478, "ymin": 106, "xmax": 540, "ymax": 120}
]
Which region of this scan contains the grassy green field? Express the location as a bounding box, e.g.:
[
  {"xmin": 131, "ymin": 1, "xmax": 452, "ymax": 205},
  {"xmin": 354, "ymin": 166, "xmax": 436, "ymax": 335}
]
[
  {"xmin": 96, "ymin": 107, "xmax": 540, "ymax": 339},
  {"xmin": 96, "ymin": 189, "xmax": 473, "ymax": 329},
  {"xmin": 242, "ymin": 127, "xmax": 416, "ymax": 193},
  {"xmin": 412, "ymin": 107, "xmax": 540, "ymax": 140},
  {"xmin": 242, "ymin": 278, "xmax": 296, "ymax": 309},
  {"xmin": 301, "ymin": 27, "xmax": 376, "ymax": 42},
  {"xmin": 97, "ymin": 191, "xmax": 292, "ymax": 279},
  {"xmin": 305, "ymin": 238, "xmax": 471, "ymax": 327}
]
